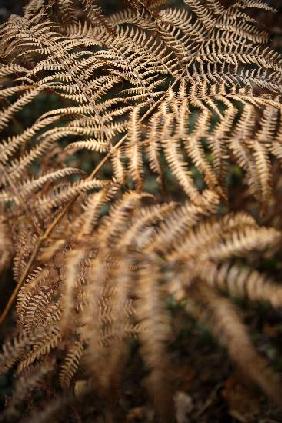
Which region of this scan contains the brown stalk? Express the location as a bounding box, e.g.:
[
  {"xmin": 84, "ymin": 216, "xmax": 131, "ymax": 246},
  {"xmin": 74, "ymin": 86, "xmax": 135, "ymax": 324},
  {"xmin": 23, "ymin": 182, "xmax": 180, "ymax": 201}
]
[
  {"xmin": 0, "ymin": 136, "xmax": 125, "ymax": 326},
  {"xmin": 0, "ymin": 72, "xmax": 184, "ymax": 326}
]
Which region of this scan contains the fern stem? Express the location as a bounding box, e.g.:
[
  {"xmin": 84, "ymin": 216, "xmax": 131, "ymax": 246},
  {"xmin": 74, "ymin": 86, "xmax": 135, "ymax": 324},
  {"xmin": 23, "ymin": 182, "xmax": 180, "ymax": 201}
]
[
  {"xmin": 0, "ymin": 69, "xmax": 190, "ymax": 326},
  {"xmin": 0, "ymin": 135, "xmax": 128, "ymax": 326}
]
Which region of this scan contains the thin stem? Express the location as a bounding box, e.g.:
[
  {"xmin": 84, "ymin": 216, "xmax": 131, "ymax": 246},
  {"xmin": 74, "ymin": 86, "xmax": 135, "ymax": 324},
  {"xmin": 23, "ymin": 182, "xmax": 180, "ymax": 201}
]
[
  {"xmin": 0, "ymin": 136, "xmax": 126, "ymax": 326},
  {"xmin": 0, "ymin": 74, "xmax": 182, "ymax": 326}
]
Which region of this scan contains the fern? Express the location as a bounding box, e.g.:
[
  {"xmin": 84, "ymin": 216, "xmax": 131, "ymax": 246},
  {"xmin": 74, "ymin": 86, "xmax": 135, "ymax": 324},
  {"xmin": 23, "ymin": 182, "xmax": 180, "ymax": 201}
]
[{"xmin": 0, "ymin": 0, "xmax": 282, "ymax": 421}]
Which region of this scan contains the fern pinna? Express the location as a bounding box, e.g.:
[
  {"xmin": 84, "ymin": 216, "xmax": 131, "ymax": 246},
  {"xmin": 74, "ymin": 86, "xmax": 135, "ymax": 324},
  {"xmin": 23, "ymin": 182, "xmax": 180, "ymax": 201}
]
[{"xmin": 0, "ymin": 0, "xmax": 282, "ymax": 421}]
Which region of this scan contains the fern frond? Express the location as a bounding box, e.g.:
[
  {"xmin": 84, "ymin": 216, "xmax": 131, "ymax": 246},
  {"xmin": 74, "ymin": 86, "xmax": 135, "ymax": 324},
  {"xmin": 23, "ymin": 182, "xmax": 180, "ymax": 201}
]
[
  {"xmin": 136, "ymin": 258, "xmax": 174, "ymax": 422},
  {"xmin": 4, "ymin": 359, "xmax": 55, "ymax": 421},
  {"xmin": 59, "ymin": 341, "xmax": 84, "ymax": 389},
  {"xmin": 202, "ymin": 262, "xmax": 282, "ymax": 308},
  {"xmin": 0, "ymin": 0, "xmax": 282, "ymax": 419},
  {"xmin": 188, "ymin": 284, "xmax": 282, "ymax": 406}
]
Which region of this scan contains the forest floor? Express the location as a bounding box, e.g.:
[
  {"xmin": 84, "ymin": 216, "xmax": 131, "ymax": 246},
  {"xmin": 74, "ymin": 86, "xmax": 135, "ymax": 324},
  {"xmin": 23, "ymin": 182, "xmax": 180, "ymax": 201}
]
[{"xmin": 121, "ymin": 304, "xmax": 282, "ymax": 423}]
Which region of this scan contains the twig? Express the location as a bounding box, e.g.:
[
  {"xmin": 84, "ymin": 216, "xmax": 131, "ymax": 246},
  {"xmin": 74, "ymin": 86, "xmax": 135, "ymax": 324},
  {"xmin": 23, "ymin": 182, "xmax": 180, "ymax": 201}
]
[
  {"xmin": 0, "ymin": 136, "xmax": 125, "ymax": 326},
  {"xmin": 195, "ymin": 383, "xmax": 222, "ymax": 418}
]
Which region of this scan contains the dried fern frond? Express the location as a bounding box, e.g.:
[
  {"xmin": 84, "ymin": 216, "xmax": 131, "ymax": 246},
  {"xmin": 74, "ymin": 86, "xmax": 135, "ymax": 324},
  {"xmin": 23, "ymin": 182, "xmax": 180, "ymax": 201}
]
[
  {"xmin": 3, "ymin": 358, "xmax": 55, "ymax": 421},
  {"xmin": 0, "ymin": 0, "xmax": 281, "ymax": 210},
  {"xmin": 0, "ymin": 0, "xmax": 282, "ymax": 421},
  {"xmin": 0, "ymin": 187, "xmax": 280, "ymax": 420},
  {"xmin": 187, "ymin": 284, "xmax": 282, "ymax": 406},
  {"xmin": 0, "ymin": 218, "xmax": 13, "ymax": 273}
]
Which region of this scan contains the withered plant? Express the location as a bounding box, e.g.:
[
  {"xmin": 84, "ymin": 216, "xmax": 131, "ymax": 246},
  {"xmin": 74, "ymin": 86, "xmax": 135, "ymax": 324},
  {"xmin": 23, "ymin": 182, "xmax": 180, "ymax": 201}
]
[{"xmin": 0, "ymin": 0, "xmax": 282, "ymax": 421}]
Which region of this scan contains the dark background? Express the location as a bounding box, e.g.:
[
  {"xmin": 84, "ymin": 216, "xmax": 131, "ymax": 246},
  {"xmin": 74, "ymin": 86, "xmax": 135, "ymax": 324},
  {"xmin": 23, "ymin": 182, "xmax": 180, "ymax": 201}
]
[{"xmin": 0, "ymin": 0, "xmax": 23, "ymax": 21}]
